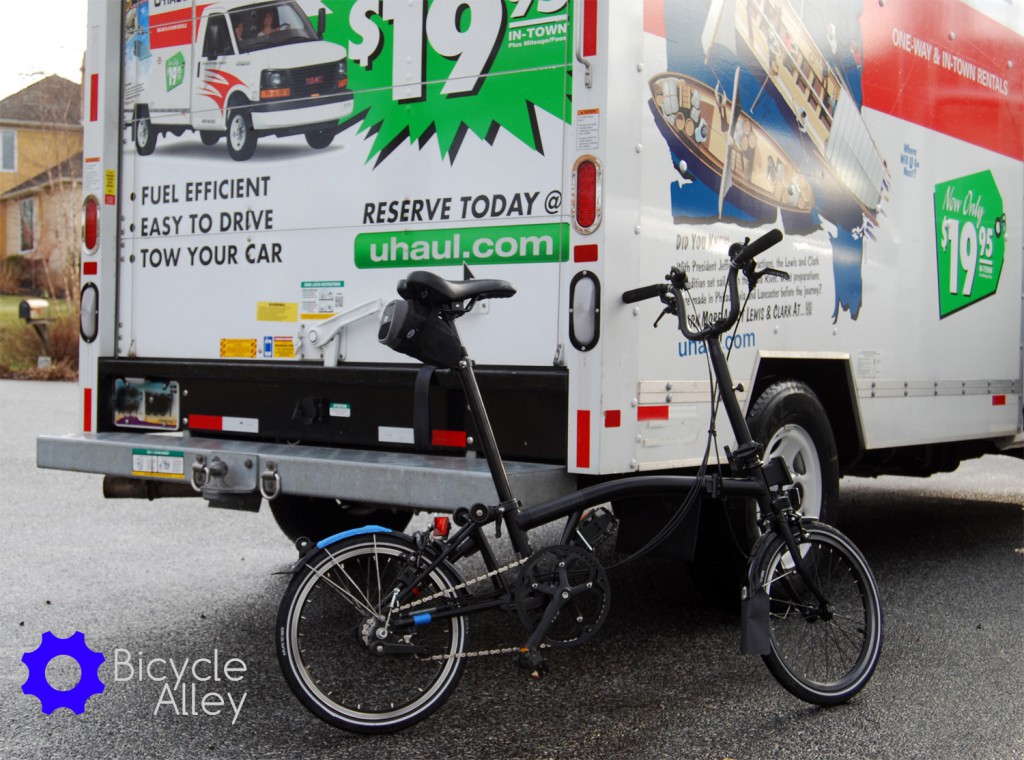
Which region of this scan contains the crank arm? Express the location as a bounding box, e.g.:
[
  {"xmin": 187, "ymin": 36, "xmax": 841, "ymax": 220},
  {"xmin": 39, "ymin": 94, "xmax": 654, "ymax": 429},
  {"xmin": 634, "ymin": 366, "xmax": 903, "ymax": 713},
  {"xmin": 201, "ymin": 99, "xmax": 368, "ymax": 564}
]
[
  {"xmin": 523, "ymin": 592, "xmax": 569, "ymax": 651},
  {"xmin": 368, "ymin": 639, "xmax": 430, "ymax": 656}
]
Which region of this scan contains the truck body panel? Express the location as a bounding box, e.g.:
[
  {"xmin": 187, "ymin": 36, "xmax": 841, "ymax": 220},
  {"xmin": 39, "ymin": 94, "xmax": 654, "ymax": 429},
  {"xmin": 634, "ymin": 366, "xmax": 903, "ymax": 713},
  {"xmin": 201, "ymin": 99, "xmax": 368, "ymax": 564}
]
[{"xmin": 50, "ymin": 0, "xmax": 1023, "ymax": 525}]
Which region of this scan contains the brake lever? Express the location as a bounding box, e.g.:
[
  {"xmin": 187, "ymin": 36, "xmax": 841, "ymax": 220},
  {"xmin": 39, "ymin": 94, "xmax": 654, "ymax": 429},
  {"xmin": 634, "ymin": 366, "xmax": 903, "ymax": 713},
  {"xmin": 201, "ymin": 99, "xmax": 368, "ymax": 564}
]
[
  {"xmin": 760, "ymin": 267, "xmax": 790, "ymax": 281},
  {"xmin": 653, "ymin": 287, "xmax": 679, "ymax": 328},
  {"xmin": 743, "ymin": 265, "xmax": 790, "ymax": 291}
]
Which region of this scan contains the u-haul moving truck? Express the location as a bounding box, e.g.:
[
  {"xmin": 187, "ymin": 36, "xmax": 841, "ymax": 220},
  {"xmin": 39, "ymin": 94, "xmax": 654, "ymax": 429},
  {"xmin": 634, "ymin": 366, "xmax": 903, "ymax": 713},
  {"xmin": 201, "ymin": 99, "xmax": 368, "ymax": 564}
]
[
  {"xmin": 126, "ymin": 0, "xmax": 353, "ymax": 160},
  {"xmin": 45, "ymin": 0, "xmax": 1022, "ymax": 558}
]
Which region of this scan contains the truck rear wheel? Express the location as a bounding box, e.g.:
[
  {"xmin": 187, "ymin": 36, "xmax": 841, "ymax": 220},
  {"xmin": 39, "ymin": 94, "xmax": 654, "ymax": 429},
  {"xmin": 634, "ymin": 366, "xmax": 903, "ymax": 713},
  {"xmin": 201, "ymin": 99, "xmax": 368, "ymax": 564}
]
[
  {"xmin": 226, "ymin": 109, "xmax": 257, "ymax": 161},
  {"xmin": 746, "ymin": 380, "xmax": 839, "ymax": 530},
  {"xmin": 305, "ymin": 129, "xmax": 335, "ymax": 149},
  {"xmin": 267, "ymin": 495, "xmax": 412, "ymax": 543},
  {"xmin": 135, "ymin": 109, "xmax": 157, "ymax": 155}
]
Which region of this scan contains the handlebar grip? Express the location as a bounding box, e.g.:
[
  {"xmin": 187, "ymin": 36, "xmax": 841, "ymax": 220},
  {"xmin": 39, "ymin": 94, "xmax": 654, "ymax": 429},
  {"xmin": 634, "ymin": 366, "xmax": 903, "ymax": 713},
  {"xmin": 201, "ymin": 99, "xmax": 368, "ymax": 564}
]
[
  {"xmin": 732, "ymin": 228, "xmax": 783, "ymax": 268},
  {"xmin": 622, "ymin": 283, "xmax": 666, "ymax": 304}
]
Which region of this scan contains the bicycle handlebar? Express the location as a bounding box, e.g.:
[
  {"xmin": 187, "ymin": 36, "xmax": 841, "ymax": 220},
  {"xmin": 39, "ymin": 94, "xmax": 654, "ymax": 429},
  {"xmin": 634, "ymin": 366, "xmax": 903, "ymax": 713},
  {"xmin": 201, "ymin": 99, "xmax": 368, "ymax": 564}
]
[
  {"xmin": 621, "ymin": 282, "xmax": 667, "ymax": 304},
  {"xmin": 622, "ymin": 229, "xmax": 784, "ymax": 341},
  {"xmin": 730, "ymin": 228, "xmax": 783, "ymax": 268}
]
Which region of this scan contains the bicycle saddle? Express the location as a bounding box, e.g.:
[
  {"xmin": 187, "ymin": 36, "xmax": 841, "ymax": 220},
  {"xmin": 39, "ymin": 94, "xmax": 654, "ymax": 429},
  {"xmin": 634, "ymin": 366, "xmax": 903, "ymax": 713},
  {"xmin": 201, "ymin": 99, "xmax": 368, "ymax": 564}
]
[{"xmin": 398, "ymin": 270, "xmax": 516, "ymax": 306}]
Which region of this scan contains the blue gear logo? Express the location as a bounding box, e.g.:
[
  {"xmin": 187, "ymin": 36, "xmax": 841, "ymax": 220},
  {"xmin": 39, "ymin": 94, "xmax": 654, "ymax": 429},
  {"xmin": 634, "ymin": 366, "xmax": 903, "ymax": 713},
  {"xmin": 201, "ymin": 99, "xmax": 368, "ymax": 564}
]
[{"xmin": 22, "ymin": 631, "xmax": 105, "ymax": 714}]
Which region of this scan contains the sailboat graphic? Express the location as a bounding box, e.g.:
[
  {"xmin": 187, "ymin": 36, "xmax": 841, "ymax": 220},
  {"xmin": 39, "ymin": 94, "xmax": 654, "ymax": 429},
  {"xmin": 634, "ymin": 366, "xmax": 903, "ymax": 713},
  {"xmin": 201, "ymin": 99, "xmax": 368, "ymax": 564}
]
[
  {"xmin": 703, "ymin": 0, "xmax": 889, "ymax": 226},
  {"xmin": 649, "ymin": 67, "xmax": 815, "ymax": 220}
]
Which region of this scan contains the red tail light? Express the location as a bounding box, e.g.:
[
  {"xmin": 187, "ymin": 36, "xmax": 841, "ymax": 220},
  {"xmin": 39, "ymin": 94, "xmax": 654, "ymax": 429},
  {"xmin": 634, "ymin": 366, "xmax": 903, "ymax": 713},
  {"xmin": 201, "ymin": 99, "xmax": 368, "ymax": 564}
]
[
  {"xmin": 83, "ymin": 196, "xmax": 99, "ymax": 251},
  {"xmin": 573, "ymin": 156, "xmax": 602, "ymax": 233}
]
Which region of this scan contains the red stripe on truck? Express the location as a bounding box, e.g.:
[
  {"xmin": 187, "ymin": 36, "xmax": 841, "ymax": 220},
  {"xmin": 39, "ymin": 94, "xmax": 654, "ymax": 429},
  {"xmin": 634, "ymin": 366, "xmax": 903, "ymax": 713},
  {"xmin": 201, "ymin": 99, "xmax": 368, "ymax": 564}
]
[
  {"xmin": 576, "ymin": 410, "xmax": 591, "ymax": 469},
  {"xmin": 861, "ymin": 0, "xmax": 1024, "ymax": 160},
  {"xmin": 583, "ymin": 0, "xmax": 598, "ymax": 56},
  {"xmin": 83, "ymin": 388, "xmax": 92, "ymax": 433},
  {"xmin": 149, "ymin": 7, "xmax": 195, "ymax": 49},
  {"xmin": 637, "ymin": 405, "xmax": 669, "ymax": 421},
  {"xmin": 188, "ymin": 414, "xmax": 223, "ymax": 431}
]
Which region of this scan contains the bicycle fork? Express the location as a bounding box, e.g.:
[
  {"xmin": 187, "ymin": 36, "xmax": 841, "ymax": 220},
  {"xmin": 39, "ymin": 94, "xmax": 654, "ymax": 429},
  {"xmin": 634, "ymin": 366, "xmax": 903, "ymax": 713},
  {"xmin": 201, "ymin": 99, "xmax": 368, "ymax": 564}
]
[{"xmin": 740, "ymin": 489, "xmax": 831, "ymax": 655}]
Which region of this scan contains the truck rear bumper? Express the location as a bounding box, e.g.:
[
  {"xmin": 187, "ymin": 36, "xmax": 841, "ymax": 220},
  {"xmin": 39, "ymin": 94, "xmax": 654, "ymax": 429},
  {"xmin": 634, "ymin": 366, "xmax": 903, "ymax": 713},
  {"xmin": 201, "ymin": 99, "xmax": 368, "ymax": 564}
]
[{"xmin": 37, "ymin": 433, "xmax": 577, "ymax": 511}]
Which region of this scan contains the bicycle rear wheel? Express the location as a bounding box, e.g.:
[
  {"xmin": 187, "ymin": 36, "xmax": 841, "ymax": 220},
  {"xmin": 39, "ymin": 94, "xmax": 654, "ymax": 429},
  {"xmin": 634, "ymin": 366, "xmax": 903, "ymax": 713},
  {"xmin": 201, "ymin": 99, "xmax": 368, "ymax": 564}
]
[
  {"xmin": 277, "ymin": 533, "xmax": 468, "ymax": 733},
  {"xmin": 754, "ymin": 521, "xmax": 882, "ymax": 705}
]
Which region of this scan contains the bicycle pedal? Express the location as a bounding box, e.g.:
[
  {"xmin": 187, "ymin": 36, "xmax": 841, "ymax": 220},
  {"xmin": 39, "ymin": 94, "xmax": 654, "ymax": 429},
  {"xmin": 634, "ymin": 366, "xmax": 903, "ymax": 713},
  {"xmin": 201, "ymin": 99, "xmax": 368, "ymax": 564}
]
[{"xmin": 514, "ymin": 647, "xmax": 549, "ymax": 680}]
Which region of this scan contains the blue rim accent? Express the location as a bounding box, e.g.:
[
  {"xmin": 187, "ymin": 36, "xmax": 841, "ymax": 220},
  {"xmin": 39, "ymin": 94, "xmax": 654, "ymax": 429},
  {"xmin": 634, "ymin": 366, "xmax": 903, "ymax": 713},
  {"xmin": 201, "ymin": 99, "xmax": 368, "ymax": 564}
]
[
  {"xmin": 316, "ymin": 525, "xmax": 392, "ymax": 549},
  {"xmin": 413, "ymin": 613, "xmax": 432, "ymax": 626}
]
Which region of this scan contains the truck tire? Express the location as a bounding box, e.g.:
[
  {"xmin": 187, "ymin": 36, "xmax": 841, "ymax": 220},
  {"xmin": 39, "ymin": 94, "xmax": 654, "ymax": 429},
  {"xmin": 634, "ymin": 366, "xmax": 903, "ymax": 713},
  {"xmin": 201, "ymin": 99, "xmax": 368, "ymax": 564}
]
[
  {"xmin": 267, "ymin": 495, "xmax": 413, "ymax": 543},
  {"xmin": 689, "ymin": 380, "xmax": 839, "ymax": 604},
  {"xmin": 135, "ymin": 108, "xmax": 157, "ymax": 155},
  {"xmin": 226, "ymin": 109, "xmax": 257, "ymax": 161},
  {"xmin": 305, "ymin": 129, "xmax": 335, "ymax": 149},
  {"xmin": 746, "ymin": 380, "xmax": 839, "ymax": 530},
  {"xmin": 199, "ymin": 131, "xmax": 221, "ymax": 146}
]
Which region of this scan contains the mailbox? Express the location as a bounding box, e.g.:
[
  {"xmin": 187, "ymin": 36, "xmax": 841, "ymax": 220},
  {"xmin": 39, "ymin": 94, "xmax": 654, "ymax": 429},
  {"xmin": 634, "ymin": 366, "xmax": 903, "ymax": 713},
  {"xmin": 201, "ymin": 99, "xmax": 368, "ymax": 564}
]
[{"xmin": 19, "ymin": 298, "xmax": 50, "ymax": 323}]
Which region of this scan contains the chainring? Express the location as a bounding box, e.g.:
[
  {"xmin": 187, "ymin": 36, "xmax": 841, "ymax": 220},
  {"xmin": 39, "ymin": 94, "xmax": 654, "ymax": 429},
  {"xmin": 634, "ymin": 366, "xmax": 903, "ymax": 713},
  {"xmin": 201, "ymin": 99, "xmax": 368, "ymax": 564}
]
[{"xmin": 513, "ymin": 544, "xmax": 611, "ymax": 648}]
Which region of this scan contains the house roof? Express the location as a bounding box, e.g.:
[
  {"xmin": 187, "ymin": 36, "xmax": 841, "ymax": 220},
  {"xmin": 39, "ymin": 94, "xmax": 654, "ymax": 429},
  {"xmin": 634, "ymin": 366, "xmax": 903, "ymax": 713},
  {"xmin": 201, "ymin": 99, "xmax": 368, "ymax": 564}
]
[
  {"xmin": 0, "ymin": 151, "xmax": 83, "ymax": 200},
  {"xmin": 0, "ymin": 76, "xmax": 82, "ymax": 126}
]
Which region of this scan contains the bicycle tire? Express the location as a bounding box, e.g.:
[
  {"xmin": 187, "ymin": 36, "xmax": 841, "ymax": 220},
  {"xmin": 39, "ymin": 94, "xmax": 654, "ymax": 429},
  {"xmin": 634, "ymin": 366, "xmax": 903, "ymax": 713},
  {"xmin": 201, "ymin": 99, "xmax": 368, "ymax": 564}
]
[
  {"xmin": 754, "ymin": 521, "xmax": 882, "ymax": 705},
  {"xmin": 276, "ymin": 533, "xmax": 469, "ymax": 733}
]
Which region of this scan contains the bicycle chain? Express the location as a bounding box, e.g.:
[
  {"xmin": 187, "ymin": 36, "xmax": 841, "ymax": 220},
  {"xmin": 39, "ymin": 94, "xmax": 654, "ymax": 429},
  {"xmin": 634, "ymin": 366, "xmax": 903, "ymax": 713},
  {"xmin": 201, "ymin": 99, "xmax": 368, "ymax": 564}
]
[
  {"xmin": 396, "ymin": 555, "xmax": 529, "ymax": 611},
  {"xmin": 396, "ymin": 553, "xmax": 533, "ymax": 662}
]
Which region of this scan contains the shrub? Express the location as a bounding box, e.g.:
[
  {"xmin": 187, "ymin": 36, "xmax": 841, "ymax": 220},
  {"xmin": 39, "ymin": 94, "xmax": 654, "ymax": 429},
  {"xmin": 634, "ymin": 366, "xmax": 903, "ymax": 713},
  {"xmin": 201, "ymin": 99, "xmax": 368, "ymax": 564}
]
[
  {"xmin": 0, "ymin": 308, "xmax": 79, "ymax": 380},
  {"xmin": 0, "ymin": 255, "xmax": 29, "ymax": 294}
]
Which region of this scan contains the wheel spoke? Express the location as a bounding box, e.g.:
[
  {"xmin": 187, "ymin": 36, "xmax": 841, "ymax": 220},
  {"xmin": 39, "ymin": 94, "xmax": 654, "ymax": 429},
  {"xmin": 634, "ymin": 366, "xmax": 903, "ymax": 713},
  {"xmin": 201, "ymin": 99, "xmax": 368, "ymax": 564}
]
[
  {"xmin": 278, "ymin": 536, "xmax": 468, "ymax": 732},
  {"xmin": 759, "ymin": 525, "xmax": 881, "ymax": 704}
]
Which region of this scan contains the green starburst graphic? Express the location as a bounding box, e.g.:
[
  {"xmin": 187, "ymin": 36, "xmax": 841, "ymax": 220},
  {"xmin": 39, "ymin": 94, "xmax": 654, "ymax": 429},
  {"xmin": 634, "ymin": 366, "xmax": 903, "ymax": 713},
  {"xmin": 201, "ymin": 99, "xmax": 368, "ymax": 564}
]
[{"xmin": 322, "ymin": 0, "xmax": 573, "ymax": 162}]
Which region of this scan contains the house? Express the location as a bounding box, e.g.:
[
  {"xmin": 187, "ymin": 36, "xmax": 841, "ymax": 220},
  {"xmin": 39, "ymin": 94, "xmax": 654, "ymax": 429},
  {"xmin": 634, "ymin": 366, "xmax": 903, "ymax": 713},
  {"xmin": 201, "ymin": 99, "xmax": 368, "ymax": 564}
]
[{"xmin": 0, "ymin": 75, "xmax": 83, "ymax": 295}]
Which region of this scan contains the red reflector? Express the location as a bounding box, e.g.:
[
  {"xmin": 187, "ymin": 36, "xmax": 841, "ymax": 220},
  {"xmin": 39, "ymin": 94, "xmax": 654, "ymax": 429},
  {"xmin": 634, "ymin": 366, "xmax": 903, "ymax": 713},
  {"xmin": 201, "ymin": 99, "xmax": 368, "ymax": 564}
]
[
  {"xmin": 576, "ymin": 160, "xmax": 597, "ymax": 230},
  {"xmin": 83, "ymin": 262, "xmax": 98, "ymax": 276},
  {"xmin": 638, "ymin": 406, "xmax": 670, "ymax": 421},
  {"xmin": 83, "ymin": 388, "xmax": 93, "ymax": 433},
  {"xmin": 583, "ymin": 0, "xmax": 598, "ymax": 56},
  {"xmin": 188, "ymin": 414, "xmax": 223, "ymax": 431},
  {"xmin": 576, "ymin": 410, "xmax": 591, "ymax": 469},
  {"xmin": 83, "ymin": 197, "xmax": 99, "ymax": 251},
  {"xmin": 992, "ymin": 395, "xmax": 1006, "ymax": 406},
  {"xmin": 431, "ymin": 430, "xmax": 467, "ymax": 448},
  {"xmin": 604, "ymin": 410, "xmax": 621, "ymax": 427},
  {"xmin": 433, "ymin": 516, "xmax": 450, "ymax": 538},
  {"xmin": 90, "ymin": 74, "xmax": 99, "ymax": 122},
  {"xmin": 574, "ymin": 244, "xmax": 598, "ymax": 263}
]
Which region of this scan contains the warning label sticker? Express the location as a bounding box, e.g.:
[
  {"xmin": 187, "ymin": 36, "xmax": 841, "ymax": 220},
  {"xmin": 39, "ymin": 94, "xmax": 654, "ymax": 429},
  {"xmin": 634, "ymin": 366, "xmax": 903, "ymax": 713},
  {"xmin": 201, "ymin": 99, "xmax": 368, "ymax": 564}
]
[
  {"xmin": 132, "ymin": 449, "xmax": 185, "ymax": 479},
  {"xmin": 301, "ymin": 281, "xmax": 344, "ymax": 320},
  {"xmin": 257, "ymin": 302, "xmax": 298, "ymax": 322},
  {"xmin": 220, "ymin": 338, "xmax": 257, "ymax": 358}
]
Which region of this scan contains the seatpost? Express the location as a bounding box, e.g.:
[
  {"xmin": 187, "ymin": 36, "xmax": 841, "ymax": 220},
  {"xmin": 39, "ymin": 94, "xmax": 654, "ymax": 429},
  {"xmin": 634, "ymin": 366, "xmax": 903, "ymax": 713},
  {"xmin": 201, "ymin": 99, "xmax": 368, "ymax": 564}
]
[{"xmin": 455, "ymin": 350, "xmax": 532, "ymax": 556}]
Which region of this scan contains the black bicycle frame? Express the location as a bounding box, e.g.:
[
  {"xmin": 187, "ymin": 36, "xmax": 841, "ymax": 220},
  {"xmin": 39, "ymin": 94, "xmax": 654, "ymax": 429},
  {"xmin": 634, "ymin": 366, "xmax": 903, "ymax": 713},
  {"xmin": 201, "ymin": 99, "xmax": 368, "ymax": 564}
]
[
  {"xmin": 386, "ymin": 335, "xmax": 769, "ymax": 631},
  {"xmin": 426, "ymin": 331, "xmax": 765, "ymax": 558},
  {"xmin": 389, "ymin": 234, "xmax": 829, "ymax": 634}
]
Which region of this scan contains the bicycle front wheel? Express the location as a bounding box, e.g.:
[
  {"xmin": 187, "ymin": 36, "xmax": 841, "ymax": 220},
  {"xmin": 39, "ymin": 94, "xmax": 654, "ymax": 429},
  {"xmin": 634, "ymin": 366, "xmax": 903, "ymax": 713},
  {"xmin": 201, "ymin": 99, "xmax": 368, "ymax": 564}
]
[
  {"xmin": 277, "ymin": 533, "xmax": 469, "ymax": 733},
  {"xmin": 754, "ymin": 521, "xmax": 882, "ymax": 705}
]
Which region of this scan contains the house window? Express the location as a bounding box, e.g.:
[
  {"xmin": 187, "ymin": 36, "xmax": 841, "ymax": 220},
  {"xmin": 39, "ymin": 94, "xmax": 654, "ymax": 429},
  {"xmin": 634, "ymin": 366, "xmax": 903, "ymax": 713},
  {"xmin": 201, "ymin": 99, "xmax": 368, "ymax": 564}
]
[
  {"xmin": 1, "ymin": 129, "xmax": 15, "ymax": 172},
  {"xmin": 20, "ymin": 198, "xmax": 36, "ymax": 252}
]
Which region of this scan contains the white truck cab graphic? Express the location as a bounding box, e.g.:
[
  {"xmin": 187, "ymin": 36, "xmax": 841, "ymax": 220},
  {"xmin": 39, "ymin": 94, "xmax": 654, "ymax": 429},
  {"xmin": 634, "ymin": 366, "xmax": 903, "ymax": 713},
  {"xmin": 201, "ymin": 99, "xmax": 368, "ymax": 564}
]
[{"xmin": 126, "ymin": 0, "xmax": 353, "ymax": 160}]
